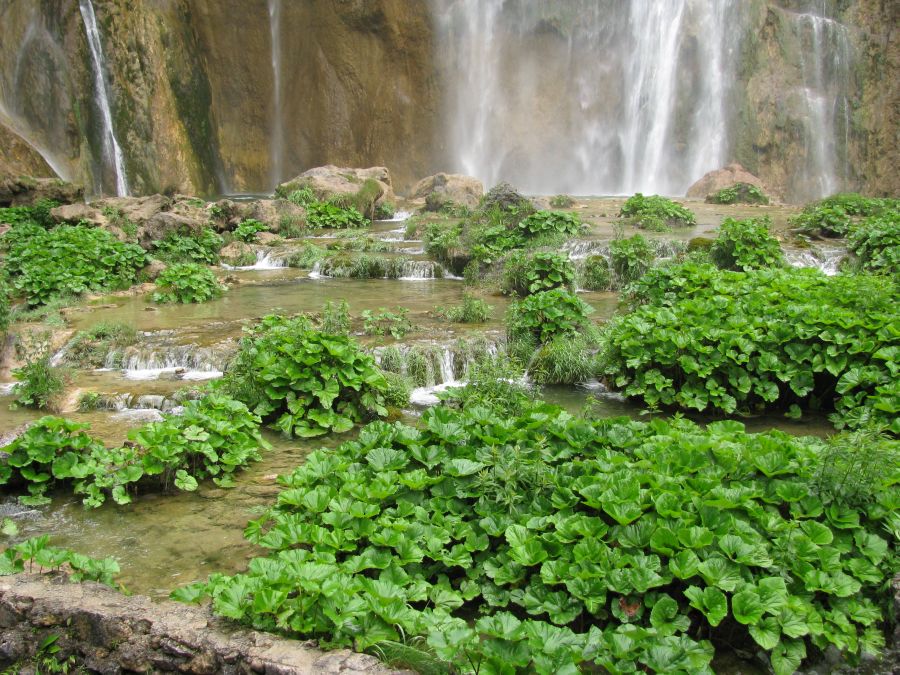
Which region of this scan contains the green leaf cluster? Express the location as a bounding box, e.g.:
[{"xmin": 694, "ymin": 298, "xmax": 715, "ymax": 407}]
[
  {"xmin": 435, "ymin": 293, "xmax": 491, "ymax": 323},
  {"xmin": 233, "ymin": 219, "xmax": 268, "ymax": 243},
  {"xmin": 4, "ymin": 224, "xmax": 147, "ymax": 306},
  {"xmin": 362, "ymin": 307, "xmax": 414, "ymax": 339},
  {"xmin": 709, "ymin": 217, "xmax": 784, "ymax": 271},
  {"xmin": 306, "ymin": 202, "xmax": 367, "ymax": 229},
  {"xmin": 619, "ymin": 194, "xmax": 696, "ymax": 231},
  {"xmin": 603, "ymin": 263, "xmax": 899, "ymax": 432},
  {"xmin": 0, "ymin": 199, "xmax": 59, "ymax": 229},
  {"xmin": 507, "ymin": 288, "xmax": 594, "ymax": 345},
  {"xmin": 1, "ymin": 535, "xmax": 119, "ymax": 585},
  {"xmin": 217, "ymin": 316, "xmax": 389, "ymax": 437},
  {"xmin": 501, "ymin": 251, "xmax": 576, "ymax": 297},
  {"xmin": 706, "ymin": 183, "xmax": 770, "ymax": 205},
  {"xmin": 846, "ymin": 211, "xmax": 899, "ymax": 277},
  {"xmin": 152, "ymin": 263, "xmax": 224, "ymax": 304},
  {"xmin": 517, "ymin": 211, "xmax": 583, "ymax": 238},
  {"xmin": 176, "ymin": 408, "xmax": 898, "ymax": 674},
  {"xmin": 151, "ymin": 227, "xmax": 224, "ymax": 264},
  {"xmin": 790, "ymin": 194, "xmax": 896, "ymax": 238},
  {"xmin": 0, "ymin": 394, "xmax": 268, "ymax": 507}
]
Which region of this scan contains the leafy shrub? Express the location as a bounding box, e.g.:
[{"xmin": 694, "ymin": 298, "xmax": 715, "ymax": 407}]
[
  {"xmin": 375, "ymin": 202, "xmax": 396, "ymax": 220},
  {"xmin": 440, "ymin": 355, "xmax": 535, "ymax": 417},
  {"xmin": 362, "ymin": 308, "xmax": 414, "ymax": 339},
  {"xmin": 1, "ymin": 535, "xmax": 119, "ymax": 585},
  {"xmin": 10, "ymin": 333, "xmax": 67, "ymax": 411},
  {"xmin": 578, "ymin": 255, "xmax": 612, "ymax": 291},
  {"xmin": 528, "ymin": 335, "xmax": 598, "ymax": 385},
  {"xmin": 321, "ymin": 300, "xmax": 351, "ymax": 335},
  {"xmin": 175, "ymin": 408, "xmax": 898, "ymax": 674},
  {"xmin": 423, "ymin": 222, "xmax": 464, "ymax": 269},
  {"xmin": 0, "ymin": 278, "xmax": 10, "ymax": 333},
  {"xmin": 151, "ymin": 227, "xmax": 223, "ymax": 264},
  {"xmin": 507, "ymin": 288, "xmax": 593, "ymax": 345},
  {"xmin": 790, "ymin": 194, "xmax": 895, "ymax": 238},
  {"xmin": 706, "ymin": 183, "xmax": 770, "ymax": 205},
  {"xmin": 0, "ymin": 395, "xmax": 268, "ymax": 507},
  {"xmin": 610, "ymin": 235, "xmax": 654, "ymax": 285},
  {"xmin": 306, "ymin": 202, "xmax": 367, "ymax": 229},
  {"xmin": 619, "ymin": 194, "xmax": 696, "ymax": 230},
  {"xmin": 603, "ymin": 263, "xmax": 899, "ymax": 432},
  {"xmin": 318, "ymin": 255, "xmax": 414, "ymax": 280},
  {"xmin": 152, "ymin": 263, "xmax": 224, "ymax": 304},
  {"xmin": 517, "ymin": 211, "xmax": 582, "ymax": 238},
  {"xmin": 501, "ymin": 251, "xmax": 576, "ymax": 297},
  {"xmin": 435, "ymin": 293, "xmax": 491, "ymax": 323},
  {"xmin": 286, "ymin": 187, "xmax": 317, "ymax": 207},
  {"xmin": 0, "ymin": 199, "xmax": 59, "ymax": 229},
  {"xmin": 709, "ymin": 217, "xmax": 784, "ymax": 271},
  {"xmin": 5, "ymin": 225, "xmax": 147, "ymax": 306},
  {"xmin": 218, "ymin": 316, "xmax": 388, "ymax": 437},
  {"xmin": 382, "ymin": 372, "xmax": 412, "ymax": 409},
  {"xmin": 285, "ymin": 243, "xmax": 327, "ymax": 269},
  {"xmin": 328, "ymin": 179, "xmax": 383, "ymax": 221},
  {"xmin": 846, "ymin": 212, "xmax": 899, "ymax": 276},
  {"xmin": 62, "ymin": 321, "xmax": 137, "ymax": 368},
  {"xmin": 550, "ymin": 194, "xmax": 575, "ymax": 208},
  {"xmin": 233, "ymin": 219, "xmax": 268, "ymax": 242}
]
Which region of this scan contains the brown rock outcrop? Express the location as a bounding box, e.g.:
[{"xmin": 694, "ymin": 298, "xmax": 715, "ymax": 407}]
[
  {"xmin": 686, "ymin": 164, "xmax": 772, "ymax": 200},
  {"xmin": 411, "ymin": 173, "xmax": 484, "ymax": 210},
  {"xmin": 0, "ymin": 175, "xmax": 83, "ymax": 207},
  {"xmin": 278, "ymin": 166, "xmax": 395, "ymax": 204}
]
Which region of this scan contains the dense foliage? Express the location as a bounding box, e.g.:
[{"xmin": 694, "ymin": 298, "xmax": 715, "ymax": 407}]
[
  {"xmin": 610, "ymin": 235, "xmax": 655, "ymax": 286},
  {"xmin": 619, "ymin": 194, "xmax": 696, "ymax": 231},
  {"xmin": 577, "ymin": 255, "xmax": 612, "ymax": 291},
  {"xmin": 0, "ymin": 277, "xmax": 8, "ymax": 333},
  {"xmin": 0, "ymin": 395, "xmax": 268, "ymax": 507},
  {"xmin": 846, "ymin": 212, "xmax": 899, "ymax": 277},
  {"xmin": 218, "ymin": 316, "xmax": 389, "ymax": 437},
  {"xmin": 1, "ymin": 535, "xmax": 119, "ymax": 586},
  {"xmin": 0, "ymin": 199, "xmax": 58, "ymax": 229},
  {"xmin": 62, "ymin": 321, "xmax": 137, "ymax": 368},
  {"xmin": 4, "ymin": 224, "xmax": 147, "ymax": 305},
  {"xmin": 790, "ymin": 194, "xmax": 896, "ymax": 238},
  {"xmin": 233, "ymin": 219, "xmax": 268, "ymax": 242},
  {"xmin": 709, "ymin": 217, "xmax": 784, "ymax": 271},
  {"xmin": 706, "ymin": 183, "xmax": 769, "ymax": 205},
  {"xmin": 507, "ymin": 289, "xmax": 594, "ymax": 345},
  {"xmin": 306, "ymin": 202, "xmax": 367, "ymax": 229},
  {"xmin": 152, "ymin": 263, "xmax": 224, "ymax": 304},
  {"xmin": 436, "ymin": 293, "xmax": 491, "ymax": 323},
  {"xmin": 10, "ymin": 356, "xmax": 66, "ymax": 411},
  {"xmin": 603, "ymin": 263, "xmax": 899, "ymax": 432},
  {"xmin": 501, "ymin": 251, "xmax": 576, "ymax": 296},
  {"xmin": 517, "ymin": 211, "xmax": 582, "ymax": 239},
  {"xmin": 175, "ymin": 406, "xmax": 898, "ymax": 674},
  {"xmin": 151, "ymin": 227, "xmax": 224, "ymax": 264}
]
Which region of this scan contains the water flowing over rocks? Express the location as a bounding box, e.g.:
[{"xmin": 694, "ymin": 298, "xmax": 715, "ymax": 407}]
[{"xmin": 0, "ymin": 573, "xmax": 406, "ymax": 674}]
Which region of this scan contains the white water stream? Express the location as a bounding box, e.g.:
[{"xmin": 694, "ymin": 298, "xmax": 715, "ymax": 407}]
[{"xmin": 268, "ymin": 0, "xmax": 284, "ymax": 188}]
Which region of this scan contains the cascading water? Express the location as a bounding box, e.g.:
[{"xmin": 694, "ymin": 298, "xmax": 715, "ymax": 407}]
[
  {"xmin": 78, "ymin": 0, "xmax": 129, "ymax": 197},
  {"xmin": 432, "ymin": 0, "xmax": 742, "ymax": 195},
  {"xmin": 268, "ymin": 0, "xmax": 284, "ymax": 189}
]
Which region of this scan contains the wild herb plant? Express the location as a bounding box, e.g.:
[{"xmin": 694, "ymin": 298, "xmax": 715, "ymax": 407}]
[
  {"xmin": 151, "ymin": 227, "xmax": 224, "ymax": 264},
  {"xmin": 435, "ymin": 293, "xmax": 491, "ymax": 323},
  {"xmin": 619, "ymin": 194, "xmax": 696, "ymax": 231},
  {"xmin": 706, "ymin": 183, "xmax": 770, "ymax": 205},
  {"xmin": 501, "ymin": 251, "xmax": 576, "ymax": 297},
  {"xmin": 507, "ymin": 288, "xmax": 594, "ymax": 345},
  {"xmin": 709, "ymin": 217, "xmax": 784, "ymax": 271},
  {"xmin": 306, "ymin": 202, "xmax": 367, "ymax": 229},
  {"xmin": 233, "ymin": 218, "xmax": 268, "ymax": 242},
  {"xmin": 362, "ymin": 307, "xmax": 414, "ymax": 339},
  {"xmin": 846, "ymin": 211, "xmax": 899, "ymax": 276},
  {"xmin": 152, "ymin": 263, "xmax": 224, "ymax": 304},
  {"xmin": 1, "ymin": 535, "xmax": 119, "ymax": 586}
]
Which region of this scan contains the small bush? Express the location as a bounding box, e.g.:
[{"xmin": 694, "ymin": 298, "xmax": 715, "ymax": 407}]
[
  {"xmin": 790, "ymin": 193, "xmax": 895, "ymax": 238},
  {"xmin": 518, "ymin": 211, "xmax": 582, "ymax": 238},
  {"xmin": 578, "ymin": 255, "xmax": 612, "ymax": 291},
  {"xmin": 439, "ymin": 354, "xmax": 535, "ymax": 416},
  {"xmin": 709, "ymin": 217, "xmax": 784, "ymax": 271},
  {"xmin": 507, "ymin": 288, "xmax": 594, "ymax": 345},
  {"xmin": 285, "ymin": 244, "xmax": 327, "ymax": 269},
  {"xmin": 706, "ymin": 183, "xmax": 770, "ymax": 205},
  {"xmin": 362, "ymin": 308, "xmax": 414, "ymax": 339},
  {"xmin": 306, "ymin": 202, "xmax": 367, "ymax": 229},
  {"xmin": 152, "ymin": 227, "xmax": 224, "ymax": 265},
  {"xmin": 63, "ymin": 322, "xmax": 137, "ymax": 368},
  {"xmin": 610, "ymin": 235, "xmax": 654, "ymax": 285},
  {"xmin": 11, "ymin": 357, "xmax": 66, "ymax": 411},
  {"xmin": 277, "ymin": 214, "xmax": 305, "ymax": 239},
  {"xmin": 233, "ymin": 219, "xmax": 268, "ymax": 242},
  {"xmin": 382, "ymin": 372, "xmax": 412, "ymax": 408},
  {"xmin": 619, "ymin": 194, "xmax": 696, "ymax": 230},
  {"xmin": 0, "ymin": 199, "xmax": 58, "ymax": 228},
  {"xmin": 528, "ymin": 334, "xmax": 598, "ymax": 385},
  {"xmin": 549, "ymin": 194, "xmax": 575, "ymax": 208},
  {"xmin": 152, "ymin": 263, "xmax": 224, "ymax": 304},
  {"xmin": 846, "ymin": 212, "xmax": 899, "ymax": 276},
  {"xmin": 501, "ymin": 251, "xmax": 575, "ymax": 297},
  {"xmin": 286, "ymin": 187, "xmax": 317, "ymax": 207},
  {"xmin": 375, "ymin": 202, "xmax": 396, "ymax": 220},
  {"xmin": 321, "ymin": 300, "xmax": 351, "ymax": 335},
  {"xmin": 423, "ymin": 222, "xmax": 464, "ymax": 268},
  {"xmin": 435, "ymin": 293, "xmax": 491, "ymax": 323}
]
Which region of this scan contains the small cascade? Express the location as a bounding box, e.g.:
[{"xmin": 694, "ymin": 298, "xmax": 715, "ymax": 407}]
[
  {"xmin": 84, "ymin": 392, "xmax": 183, "ymax": 413},
  {"xmin": 376, "ymin": 211, "xmax": 413, "ymax": 223},
  {"xmin": 564, "ymin": 238, "xmax": 685, "ymax": 290},
  {"xmin": 398, "ymin": 260, "xmax": 460, "ymax": 281},
  {"xmin": 104, "ymin": 335, "xmax": 235, "ymax": 381},
  {"xmin": 784, "ymin": 245, "xmax": 846, "ymax": 276},
  {"xmin": 311, "ymin": 258, "xmax": 459, "ymax": 281},
  {"xmin": 222, "ymin": 249, "xmax": 286, "ymax": 271},
  {"xmin": 268, "ymin": 0, "xmax": 284, "ymax": 188},
  {"xmin": 78, "ymin": 0, "xmax": 129, "ymax": 196}
]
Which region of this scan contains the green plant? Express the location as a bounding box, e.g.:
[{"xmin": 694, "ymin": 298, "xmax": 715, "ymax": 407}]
[
  {"xmin": 440, "ymin": 355, "xmax": 536, "ymax": 416},
  {"xmin": 846, "ymin": 212, "xmax": 899, "ymax": 276},
  {"xmin": 0, "ymin": 277, "xmax": 10, "ymax": 333},
  {"xmin": 101, "ymin": 205, "xmax": 138, "ymax": 240},
  {"xmin": 578, "ymin": 255, "xmax": 612, "ymax": 291},
  {"xmin": 603, "ymin": 263, "xmax": 899, "ymax": 433},
  {"xmin": 327, "ymin": 179, "xmax": 383, "ymax": 221},
  {"xmin": 0, "ymin": 199, "xmax": 58, "ymax": 229},
  {"xmin": 382, "ymin": 372, "xmax": 412, "ymax": 409},
  {"xmin": 435, "ymin": 293, "xmax": 491, "ymax": 323},
  {"xmin": 5, "ymin": 225, "xmax": 147, "ymax": 306},
  {"xmin": 424, "ymin": 222, "xmax": 465, "ymax": 269},
  {"xmin": 362, "ymin": 307, "xmax": 414, "ymax": 339},
  {"xmin": 286, "ymin": 187, "xmax": 317, "ymax": 207},
  {"xmin": 610, "ymin": 235, "xmax": 654, "ymax": 285},
  {"xmin": 285, "ymin": 243, "xmax": 327, "ymax": 269},
  {"xmin": 790, "ymin": 194, "xmax": 895, "ymax": 238},
  {"xmin": 619, "ymin": 194, "xmax": 696, "ymax": 231},
  {"xmin": 517, "ymin": 210, "xmax": 582, "ymax": 238},
  {"xmin": 277, "ymin": 214, "xmax": 305, "ymax": 238},
  {"xmin": 550, "ymin": 194, "xmax": 575, "ymax": 208},
  {"xmin": 528, "ymin": 335, "xmax": 598, "ymax": 385},
  {"xmin": 152, "ymin": 263, "xmax": 224, "ymax": 304},
  {"xmin": 321, "ymin": 300, "xmax": 351, "ymax": 335},
  {"xmin": 706, "ymin": 183, "xmax": 770, "ymax": 205},
  {"xmin": 10, "ymin": 332, "xmax": 67, "ymax": 412},
  {"xmin": 174, "ymin": 408, "xmax": 898, "ymax": 674},
  {"xmin": 375, "ymin": 202, "xmax": 396, "ymax": 220},
  {"xmin": 233, "ymin": 219, "xmax": 268, "ymax": 242},
  {"xmin": 709, "ymin": 217, "xmax": 784, "ymax": 271},
  {"xmin": 306, "ymin": 202, "xmax": 368, "ymax": 229},
  {"xmin": 151, "ymin": 227, "xmax": 224, "ymax": 264},
  {"xmin": 217, "ymin": 316, "xmax": 389, "ymax": 437},
  {"xmin": 318, "ymin": 255, "xmax": 414, "ymax": 280},
  {"xmin": 501, "ymin": 251, "xmax": 575, "ymax": 296},
  {"xmin": 507, "ymin": 288, "xmax": 594, "ymax": 345},
  {"xmin": 62, "ymin": 321, "xmax": 137, "ymax": 368},
  {"xmin": 1, "ymin": 535, "xmax": 119, "ymax": 586}
]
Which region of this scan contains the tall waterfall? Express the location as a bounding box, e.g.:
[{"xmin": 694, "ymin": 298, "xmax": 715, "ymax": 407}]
[
  {"xmin": 78, "ymin": 0, "xmax": 129, "ymax": 196},
  {"xmin": 433, "ymin": 0, "xmax": 742, "ymax": 196},
  {"xmin": 268, "ymin": 0, "xmax": 284, "ymax": 189}
]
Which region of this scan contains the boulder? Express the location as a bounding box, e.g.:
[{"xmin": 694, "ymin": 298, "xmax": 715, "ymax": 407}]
[
  {"xmin": 410, "ymin": 173, "xmax": 484, "ymax": 210},
  {"xmin": 50, "ymin": 203, "xmax": 108, "ymax": 228},
  {"xmin": 140, "ymin": 259, "xmax": 167, "ymax": 281},
  {"xmin": 219, "ymin": 241, "xmax": 255, "ymax": 266},
  {"xmin": 277, "ymin": 165, "xmax": 395, "ymax": 205},
  {"xmin": 686, "ymin": 163, "xmax": 772, "ymax": 200},
  {"xmin": 239, "ymin": 199, "xmax": 306, "ymax": 231},
  {"xmin": 139, "ymin": 212, "xmax": 203, "ymax": 248},
  {"xmin": 0, "ymin": 175, "xmax": 83, "ymax": 207}
]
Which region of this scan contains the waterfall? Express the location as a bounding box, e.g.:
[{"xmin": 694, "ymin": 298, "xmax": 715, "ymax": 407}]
[
  {"xmin": 432, "ymin": 0, "xmax": 741, "ymax": 196},
  {"xmin": 79, "ymin": 0, "xmax": 128, "ymax": 197},
  {"xmin": 268, "ymin": 0, "xmax": 284, "ymax": 188},
  {"xmin": 222, "ymin": 249, "xmax": 286, "ymax": 270}
]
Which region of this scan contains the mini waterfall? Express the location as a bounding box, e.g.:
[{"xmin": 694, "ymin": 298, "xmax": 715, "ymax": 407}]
[
  {"xmin": 222, "ymin": 249, "xmax": 286, "ymax": 270},
  {"xmin": 78, "ymin": 0, "xmax": 129, "ymax": 197},
  {"xmin": 105, "ymin": 338, "xmax": 235, "ymax": 380},
  {"xmin": 784, "ymin": 245, "xmax": 846, "ymax": 276},
  {"xmin": 268, "ymin": 0, "xmax": 284, "ymax": 188},
  {"xmin": 432, "ymin": 0, "xmax": 741, "ymax": 195}
]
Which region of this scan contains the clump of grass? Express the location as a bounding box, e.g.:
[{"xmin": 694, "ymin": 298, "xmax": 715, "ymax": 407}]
[{"xmin": 435, "ymin": 293, "xmax": 491, "ymax": 323}]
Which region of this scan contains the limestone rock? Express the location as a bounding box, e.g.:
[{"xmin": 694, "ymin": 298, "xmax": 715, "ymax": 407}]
[
  {"xmin": 238, "ymin": 199, "xmax": 307, "ymax": 231},
  {"xmin": 139, "ymin": 212, "xmax": 203, "ymax": 248},
  {"xmin": 686, "ymin": 164, "xmax": 771, "ymax": 200},
  {"xmin": 411, "ymin": 173, "xmax": 484, "ymax": 210},
  {"xmin": 219, "ymin": 241, "xmax": 254, "ymax": 266},
  {"xmin": 278, "ymin": 166, "xmax": 395, "ymax": 205},
  {"xmin": 140, "ymin": 259, "xmax": 167, "ymax": 281},
  {"xmin": 50, "ymin": 203, "xmax": 108, "ymax": 228},
  {"xmin": 0, "ymin": 175, "xmax": 83, "ymax": 207}
]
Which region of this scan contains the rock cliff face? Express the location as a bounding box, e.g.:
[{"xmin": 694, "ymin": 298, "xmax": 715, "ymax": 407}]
[{"xmin": 0, "ymin": 0, "xmax": 894, "ymax": 200}]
